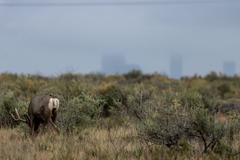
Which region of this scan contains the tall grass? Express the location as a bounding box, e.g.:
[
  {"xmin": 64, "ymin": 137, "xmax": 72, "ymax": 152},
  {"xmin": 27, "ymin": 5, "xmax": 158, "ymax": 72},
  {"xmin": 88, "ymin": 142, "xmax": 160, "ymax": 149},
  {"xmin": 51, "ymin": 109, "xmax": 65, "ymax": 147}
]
[{"xmin": 1, "ymin": 127, "xmax": 237, "ymax": 160}]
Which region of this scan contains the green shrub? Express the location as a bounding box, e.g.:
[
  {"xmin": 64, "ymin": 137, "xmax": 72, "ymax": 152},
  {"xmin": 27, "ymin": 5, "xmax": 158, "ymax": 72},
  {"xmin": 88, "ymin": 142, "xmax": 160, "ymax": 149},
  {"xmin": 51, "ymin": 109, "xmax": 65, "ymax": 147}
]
[
  {"xmin": 0, "ymin": 92, "xmax": 19, "ymax": 127},
  {"xmin": 139, "ymin": 108, "xmax": 189, "ymax": 148},
  {"xmin": 137, "ymin": 91, "xmax": 189, "ymax": 148},
  {"xmin": 58, "ymin": 92, "xmax": 102, "ymax": 132},
  {"xmin": 138, "ymin": 90, "xmax": 240, "ymax": 154},
  {"xmin": 217, "ymin": 83, "xmax": 233, "ymax": 99},
  {"xmin": 124, "ymin": 70, "xmax": 143, "ymax": 80},
  {"xmin": 188, "ymin": 107, "xmax": 225, "ymax": 153},
  {"xmin": 96, "ymin": 83, "xmax": 127, "ymax": 118}
]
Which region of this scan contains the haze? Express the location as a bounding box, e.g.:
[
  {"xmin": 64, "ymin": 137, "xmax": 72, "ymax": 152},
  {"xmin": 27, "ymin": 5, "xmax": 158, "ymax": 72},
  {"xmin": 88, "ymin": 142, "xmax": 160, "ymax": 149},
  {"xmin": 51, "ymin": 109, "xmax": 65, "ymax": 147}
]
[{"xmin": 0, "ymin": 0, "xmax": 240, "ymax": 77}]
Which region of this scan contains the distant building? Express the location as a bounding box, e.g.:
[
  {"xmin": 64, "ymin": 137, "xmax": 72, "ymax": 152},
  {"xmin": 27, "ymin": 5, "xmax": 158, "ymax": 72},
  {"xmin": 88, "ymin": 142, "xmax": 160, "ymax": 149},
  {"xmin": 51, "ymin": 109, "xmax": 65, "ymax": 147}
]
[
  {"xmin": 125, "ymin": 64, "xmax": 140, "ymax": 72},
  {"xmin": 223, "ymin": 61, "xmax": 236, "ymax": 76},
  {"xmin": 101, "ymin": 54, "xmax": 140, "ymax": 74},
  {"xmin": 170, "ymin": 55, "xmax": 182, "ymax": 79}
]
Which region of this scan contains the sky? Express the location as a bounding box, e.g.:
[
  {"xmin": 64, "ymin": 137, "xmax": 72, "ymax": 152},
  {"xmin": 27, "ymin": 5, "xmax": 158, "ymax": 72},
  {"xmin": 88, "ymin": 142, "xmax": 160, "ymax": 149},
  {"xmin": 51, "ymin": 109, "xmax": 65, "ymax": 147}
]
[{"xmin": 0, "ymin": 0, "xmax": 240, "ymax": 76}]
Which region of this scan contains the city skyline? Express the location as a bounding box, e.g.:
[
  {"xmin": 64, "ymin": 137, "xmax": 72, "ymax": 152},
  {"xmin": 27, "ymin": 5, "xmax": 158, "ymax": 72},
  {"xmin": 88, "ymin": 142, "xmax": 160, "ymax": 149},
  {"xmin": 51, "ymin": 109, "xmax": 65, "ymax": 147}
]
[
  {"xmin": 0, "ymin": 52, "xmax": 239, "ymax": 77},
  {"xmin": 170, "ymin": 55, "xmax": 183, "ymax": 79},
  {"xmin": 99, "ymin": 54, "xmax": 239, "ymax": 77},
  {"xmin": 101, "ymin": 54, "xmax": 140, "ymax": 74},
  {"xmin": 0, "ymin": 1, "xmax": 240, "ymax": 76},
  {"xmin": 223, "ymin": 61, "xmax": 237, "ymax": 76}
]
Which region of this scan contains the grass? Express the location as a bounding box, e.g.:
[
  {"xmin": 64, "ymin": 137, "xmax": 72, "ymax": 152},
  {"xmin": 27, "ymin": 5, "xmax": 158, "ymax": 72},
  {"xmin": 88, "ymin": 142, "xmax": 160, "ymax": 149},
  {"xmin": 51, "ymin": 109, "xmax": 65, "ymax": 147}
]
[
  {"xmin": 1, "ymin": 126, "xmax": 237, "ymax": 160},
  {"xmin": 0, "ymin": 126, "xmax": 143, "ymax": 160}
]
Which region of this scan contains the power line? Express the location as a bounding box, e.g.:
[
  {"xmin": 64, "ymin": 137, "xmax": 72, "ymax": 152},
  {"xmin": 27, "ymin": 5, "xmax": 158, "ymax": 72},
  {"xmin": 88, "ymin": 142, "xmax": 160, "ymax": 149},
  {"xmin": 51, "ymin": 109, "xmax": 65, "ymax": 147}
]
[{"xmin": 0, "ymin": 0, "xmax": 239, "ymax": 7}]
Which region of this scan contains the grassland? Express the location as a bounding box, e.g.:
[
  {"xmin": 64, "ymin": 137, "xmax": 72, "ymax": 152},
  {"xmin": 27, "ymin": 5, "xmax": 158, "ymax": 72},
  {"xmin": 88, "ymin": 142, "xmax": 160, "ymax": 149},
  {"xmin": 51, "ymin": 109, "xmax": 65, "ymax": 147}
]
[
  {"xmin": 1, "ymin": 71, "xmax": 240, "ymax": 159},
  {"xmin": 1, "ymin": 126, "xmax": 235, "ymax": 160}
]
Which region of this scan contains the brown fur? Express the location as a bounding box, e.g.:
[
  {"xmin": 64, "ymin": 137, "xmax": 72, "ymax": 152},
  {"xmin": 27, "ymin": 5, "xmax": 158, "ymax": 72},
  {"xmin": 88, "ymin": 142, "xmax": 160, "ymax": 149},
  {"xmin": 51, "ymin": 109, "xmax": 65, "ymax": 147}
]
[
  {"xmin": 28, "ymin": 95, "xmax": 60, "ymax": 135},
  {"xmin": 11, "ymin": 95, "xmax": 60, "ymax": 135}
]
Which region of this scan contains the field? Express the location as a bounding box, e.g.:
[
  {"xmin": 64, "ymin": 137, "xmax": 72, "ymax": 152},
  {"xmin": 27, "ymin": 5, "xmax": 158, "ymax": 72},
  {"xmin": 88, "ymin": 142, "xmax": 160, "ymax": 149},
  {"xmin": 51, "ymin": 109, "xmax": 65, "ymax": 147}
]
[
  {"xmin": 1, "ymin": 71, "xmax": 240, "ymax": 159},
  {"xmin": 1, "ymin": 127, "xmax": 237, "ymax": 160}
]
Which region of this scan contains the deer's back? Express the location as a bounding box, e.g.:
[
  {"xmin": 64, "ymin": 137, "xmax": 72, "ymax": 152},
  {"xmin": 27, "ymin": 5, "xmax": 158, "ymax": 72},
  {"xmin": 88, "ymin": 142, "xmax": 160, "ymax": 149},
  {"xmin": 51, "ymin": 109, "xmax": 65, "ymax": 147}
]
[{"xmin": 28, "ymin": 95, "xmax": 52, "ymax": 118}]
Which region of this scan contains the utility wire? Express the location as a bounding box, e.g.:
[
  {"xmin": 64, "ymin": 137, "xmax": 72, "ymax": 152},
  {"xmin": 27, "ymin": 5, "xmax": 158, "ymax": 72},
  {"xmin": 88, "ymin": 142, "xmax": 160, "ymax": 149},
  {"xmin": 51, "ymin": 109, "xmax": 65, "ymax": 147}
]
[{"xmin": 0, "ymin": 0, "xmax": 239, "ymax": 7}]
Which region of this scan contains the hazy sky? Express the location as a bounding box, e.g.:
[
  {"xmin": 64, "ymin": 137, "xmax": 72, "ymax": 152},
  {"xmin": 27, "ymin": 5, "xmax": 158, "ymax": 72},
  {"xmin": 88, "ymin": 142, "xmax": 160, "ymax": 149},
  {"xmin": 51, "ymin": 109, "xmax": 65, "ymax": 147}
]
[{"xmin": 0, "ymin": 0, "xmax": 240, "ymax": 76}]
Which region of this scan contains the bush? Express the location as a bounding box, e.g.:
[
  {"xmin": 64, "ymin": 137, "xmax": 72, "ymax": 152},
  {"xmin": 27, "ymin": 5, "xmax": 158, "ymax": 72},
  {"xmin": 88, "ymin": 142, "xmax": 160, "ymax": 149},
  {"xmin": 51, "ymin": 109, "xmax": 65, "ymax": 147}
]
[
  {"xmin": 137, "ymin": 91, "xmax": 188, "ymax": 148},
  {"xmin": 217, "ymin": 83, "xmax": 233, "ymax": 99},
  {"xmin": 0, "ymin": 92, "xmax": 19, "ymax": 127},
  {"xmin": 188, "ymin": 107, "xmax": 225, "ymax": 153},
  {"xmin": 139, "ymin": 108, "xmax": 189, "ymax": 148},
  {"xmin": 96, "ymin": 83, "xmax": 127, "ymax": 118},
  {"xmin": 58, "ymin": 92, "xmax": 102, "ymax": 132},
  {"xmin": 124, "ymin": 70, "xmax": 143, "ymax": 80},
  {"xmin": 138, "ymin": 90, "xmax": 240, "ymax": 154}
]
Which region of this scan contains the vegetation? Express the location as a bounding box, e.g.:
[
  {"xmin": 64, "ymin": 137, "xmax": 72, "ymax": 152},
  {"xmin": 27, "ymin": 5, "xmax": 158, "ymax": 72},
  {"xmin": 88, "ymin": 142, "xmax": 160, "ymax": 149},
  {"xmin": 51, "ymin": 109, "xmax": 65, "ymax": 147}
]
[{"xmin": 1, "ymin": 71, "xmax": 240, "ymax": 159}]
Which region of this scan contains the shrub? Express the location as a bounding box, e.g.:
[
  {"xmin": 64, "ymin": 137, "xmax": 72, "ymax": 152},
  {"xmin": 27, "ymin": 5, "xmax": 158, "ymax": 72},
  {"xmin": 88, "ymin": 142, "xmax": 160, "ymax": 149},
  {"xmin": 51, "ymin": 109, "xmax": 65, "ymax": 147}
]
[
  {"xmin": 188, "ymin": 107, "xmax": 225, "ymax": 153},
  {"xmin": 0, "ymin": 92, "xmax": 19, "ymax": 127},
  {"xmin": 124, "ymin": 70, "xmax": 143, "ymax": 80},
  {"xmin": 137, "ymin": 91, "xmax": 188, "ymax": 148},
  {"xmin": 139, "ymin": 108, "xmax": 189, "ymax": 148},
  {"xmin": 138, "ymin": 90, "xmax": 240, "ymax": 154},
  {"xmin": 217, "ymin": 83, "xmax": 233, "ymax": 99},
  {"xmin": 96, "ymin": 83, "xmax": 127, "ymax": 118},
  {"xmin": 58, "ymin": 92, "xmax": 102, "ymax": 132}
]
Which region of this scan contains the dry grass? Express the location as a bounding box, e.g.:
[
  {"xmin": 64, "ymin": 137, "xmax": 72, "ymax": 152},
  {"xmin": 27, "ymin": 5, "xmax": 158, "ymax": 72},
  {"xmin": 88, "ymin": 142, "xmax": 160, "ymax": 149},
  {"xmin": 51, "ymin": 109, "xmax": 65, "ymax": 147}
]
[
  {"xmin": 0, "ymin": 126, "xmax": 238, "ymax": 160},
  {"xmin": 0, "ymin": 127, "xmax": 144, "ymax": 160}
]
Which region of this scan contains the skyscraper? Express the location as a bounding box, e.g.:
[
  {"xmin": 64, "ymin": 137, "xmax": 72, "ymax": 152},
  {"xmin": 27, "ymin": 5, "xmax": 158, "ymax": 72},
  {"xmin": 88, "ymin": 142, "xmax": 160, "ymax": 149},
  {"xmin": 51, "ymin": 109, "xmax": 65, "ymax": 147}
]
[
  {"xmin": 170, "ymin": 55, "xmax": 183, "ymax": 79},
  {"xmin": 223, "ymin": 61, "xmax": 236, "ymax": 76},
  {"xmin": 101, "ymin": 54, "xmax": 140, "ymax": 74}
]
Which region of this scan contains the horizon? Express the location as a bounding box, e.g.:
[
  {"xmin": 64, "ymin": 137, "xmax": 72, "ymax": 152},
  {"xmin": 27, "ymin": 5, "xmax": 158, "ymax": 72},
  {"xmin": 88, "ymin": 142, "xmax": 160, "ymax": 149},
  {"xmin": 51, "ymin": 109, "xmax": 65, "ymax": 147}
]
[{"xmin": 1, "ymin": 0, "xmax": 240, "ymax": 77}]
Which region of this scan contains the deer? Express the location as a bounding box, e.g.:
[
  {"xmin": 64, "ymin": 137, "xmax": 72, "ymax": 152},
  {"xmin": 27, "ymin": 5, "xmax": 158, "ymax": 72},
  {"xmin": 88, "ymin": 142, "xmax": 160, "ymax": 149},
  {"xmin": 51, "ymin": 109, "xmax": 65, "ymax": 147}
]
[{"xmin": 10, "ymin": 94, "xmax": 60, "ymax": 135}]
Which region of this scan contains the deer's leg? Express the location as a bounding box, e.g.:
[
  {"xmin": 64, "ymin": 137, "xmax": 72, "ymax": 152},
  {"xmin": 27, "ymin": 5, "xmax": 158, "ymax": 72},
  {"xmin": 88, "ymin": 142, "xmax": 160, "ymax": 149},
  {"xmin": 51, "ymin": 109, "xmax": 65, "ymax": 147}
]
[
  {"xmin": 34, "ymin": 120, "xmax": 41, "ymax": 134},
  {"xmin": 29, "ymin": 118, "xmax": 34, "ymax": 136},
  {"xmin": 31, "ymin": 126, "xmax": 35, "ymax": 136},
  {"xmin": 31, "ymin": 118, "xmax": 40, "ymax": 136},
  {"xmin": 49, "ymin": 119, "xmax": 60, "ymax": 134},
  {"xmin": 51, "ymin": 109, "xmax": 57, "ymax": 123}
]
